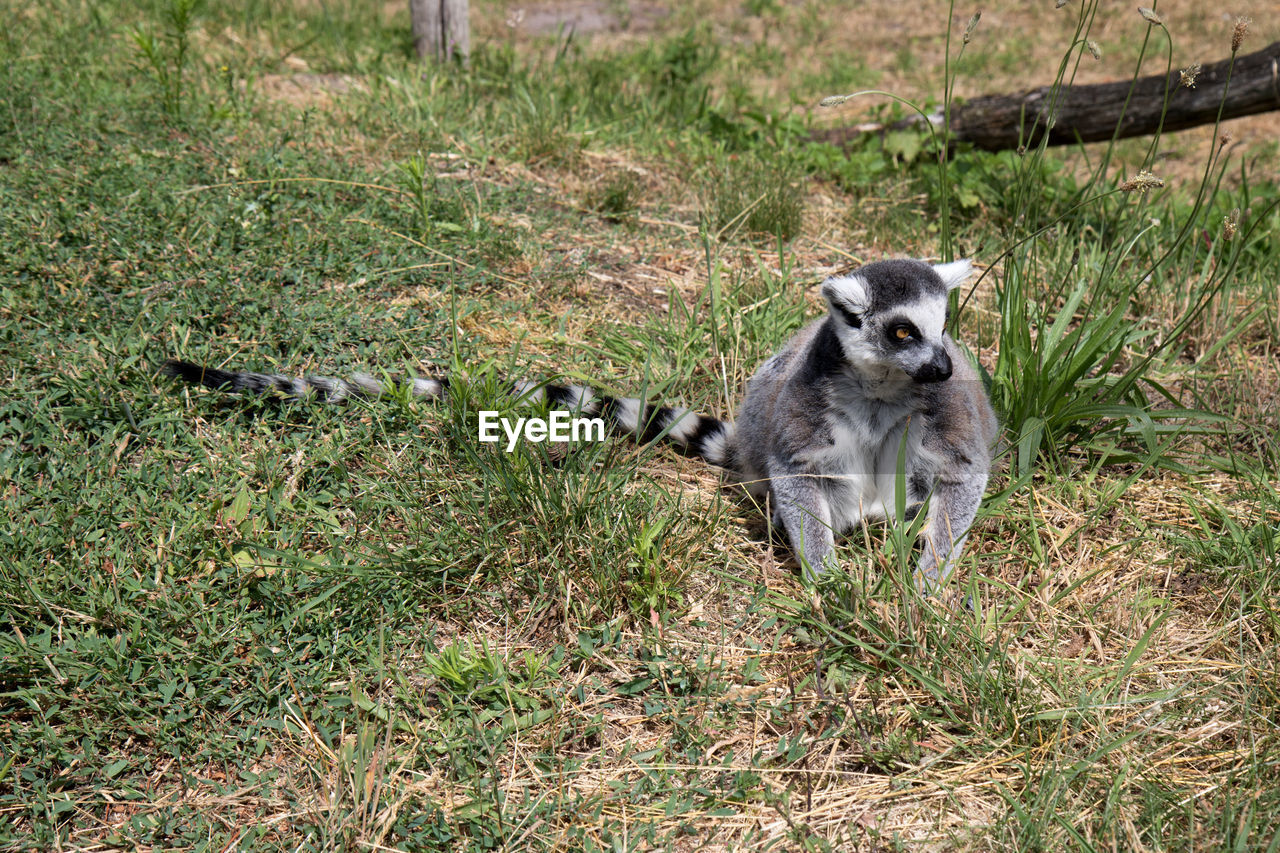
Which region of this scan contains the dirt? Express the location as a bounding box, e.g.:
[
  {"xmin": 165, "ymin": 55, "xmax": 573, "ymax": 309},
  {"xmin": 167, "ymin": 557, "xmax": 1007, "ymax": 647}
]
[
  {"xmin": 254, "ymin": 71, "xmax": 368, "ymax": 109},
  {"xmin": 511, "ymin": 0, "xmax": 667, "ymax": 36}
]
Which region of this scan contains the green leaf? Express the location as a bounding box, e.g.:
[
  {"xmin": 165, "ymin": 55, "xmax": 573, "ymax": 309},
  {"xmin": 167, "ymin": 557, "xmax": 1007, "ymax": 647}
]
[
  {"xmin": 884, "ymin": 130, "xmax": 922, "ymax": 164},
  {"xmin": 227, "ymin": 482, "xmax": 250, "ymax": 524}
]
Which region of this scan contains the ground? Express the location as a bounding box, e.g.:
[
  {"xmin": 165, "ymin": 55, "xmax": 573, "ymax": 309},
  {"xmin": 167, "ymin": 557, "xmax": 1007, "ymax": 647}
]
[{"xmin": 2, "ymin": 0, "xmax": 1279, "ymax": 850}]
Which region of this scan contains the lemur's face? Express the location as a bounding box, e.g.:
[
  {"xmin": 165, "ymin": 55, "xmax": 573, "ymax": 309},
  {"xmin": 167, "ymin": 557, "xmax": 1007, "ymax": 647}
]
[{"xmin": 821, "ymin": 259, "xmax": 971, "ymax": 384}]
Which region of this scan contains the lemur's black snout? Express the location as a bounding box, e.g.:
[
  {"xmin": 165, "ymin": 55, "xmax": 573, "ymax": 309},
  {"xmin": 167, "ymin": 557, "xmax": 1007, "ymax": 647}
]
[{"xmin": 912, "ymin": 348, "xmax": 953, "ymax": 383}]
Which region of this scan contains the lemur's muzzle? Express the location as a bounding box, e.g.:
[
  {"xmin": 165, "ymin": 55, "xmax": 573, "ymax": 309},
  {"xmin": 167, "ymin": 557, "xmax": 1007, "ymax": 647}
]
[{"xmin": 911, "ymin": 348, "xmax": 953, "ymax": 383}]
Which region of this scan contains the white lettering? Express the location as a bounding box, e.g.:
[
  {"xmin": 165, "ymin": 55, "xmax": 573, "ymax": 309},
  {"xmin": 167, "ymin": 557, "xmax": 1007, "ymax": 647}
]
[
  {"xmin": 574, "ymin": 416, "xmax": 605, "ymax": 443},
  {"xmin": 478, "ymin": 411, "xmax": 500, "ymax": 443},
  {"xmin": 549, "ymin": 410, "xmax": 570, "ymax": 441},
  {"xmin": 479, "ymin": 412, "xmax": 609, "ymax": 452},
  {"xmin": 503, "ymin": 416, "xmax": 525, "ymax": 453}
]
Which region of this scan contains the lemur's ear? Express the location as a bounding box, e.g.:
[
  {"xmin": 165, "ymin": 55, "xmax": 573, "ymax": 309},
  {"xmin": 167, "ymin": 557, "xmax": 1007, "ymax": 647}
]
[
  {"xmin": 932, "ymin": 259, "xmax": 973, "ymax": 291},
  {"xmin": 822, "ymin": 274, "xmax": 869, "ymax": 328}
]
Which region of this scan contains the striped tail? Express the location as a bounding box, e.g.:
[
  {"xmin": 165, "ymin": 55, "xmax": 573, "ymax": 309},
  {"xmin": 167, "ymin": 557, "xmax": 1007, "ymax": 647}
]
[
  {"xmin": 161, "ymin": 360, "xmax": 735, "ymax": 468},
  {"xmin": 161, "ymin": 359, "xmax": 448, "ymax": 404},
  {"xmin": 512, "ymin": 378, "xmax": 735, "ymax": 467}
]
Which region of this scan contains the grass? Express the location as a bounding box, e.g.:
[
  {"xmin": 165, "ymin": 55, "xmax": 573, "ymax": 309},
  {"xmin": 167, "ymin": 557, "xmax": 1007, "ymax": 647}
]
[
  {"xmin": 3, "ymin": 0, "xmax": 1280, "ymax": 849},
  {"xmin": 705, "ymin": 152, "xmax": 806, "ymax": 241}
]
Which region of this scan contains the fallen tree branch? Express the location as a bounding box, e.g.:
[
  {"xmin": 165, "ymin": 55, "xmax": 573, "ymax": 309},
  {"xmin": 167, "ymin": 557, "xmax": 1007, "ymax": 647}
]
[{"xmin": 812, "ymin": 40, "xmax": 1280, "ymax": 151}]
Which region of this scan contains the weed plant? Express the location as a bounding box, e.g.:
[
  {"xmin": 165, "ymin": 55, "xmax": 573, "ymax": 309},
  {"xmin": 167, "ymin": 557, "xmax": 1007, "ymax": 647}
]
[{"xmin": 131, "ymin": 0, "xmax": 202, "ymax": 120}]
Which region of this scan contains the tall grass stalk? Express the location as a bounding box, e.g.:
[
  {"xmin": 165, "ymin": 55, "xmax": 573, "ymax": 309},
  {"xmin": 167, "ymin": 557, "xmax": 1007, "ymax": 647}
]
[{"xmin": 972, "ymin": 2, "xmax": 1252, "ymax": 473}]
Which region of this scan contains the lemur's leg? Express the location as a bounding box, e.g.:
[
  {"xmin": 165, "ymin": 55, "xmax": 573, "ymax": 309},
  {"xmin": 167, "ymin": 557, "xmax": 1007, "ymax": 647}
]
[
  {"xmin": 767, "ymin": 460, "xmax": 838, "ymax": 582},
  {"xmin": 915, "ymin": 466, "xmax": 989, "ymax": 589}
]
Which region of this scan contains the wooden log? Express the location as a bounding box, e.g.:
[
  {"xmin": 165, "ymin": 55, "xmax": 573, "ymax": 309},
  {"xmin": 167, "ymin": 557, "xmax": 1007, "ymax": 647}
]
[
  {"xmin": 813, "ymin": 40, "xmax": 1280, "ymax": 151},
  {"xmin": 410, "ymin": 0, "xmax": 470, "ymax": 64}
]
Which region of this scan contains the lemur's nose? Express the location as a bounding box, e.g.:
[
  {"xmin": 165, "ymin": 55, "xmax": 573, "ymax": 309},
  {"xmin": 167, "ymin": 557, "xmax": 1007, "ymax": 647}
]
[{"xmin": 913, "ymin": 348, "xmax": 952, "ymax": 383}]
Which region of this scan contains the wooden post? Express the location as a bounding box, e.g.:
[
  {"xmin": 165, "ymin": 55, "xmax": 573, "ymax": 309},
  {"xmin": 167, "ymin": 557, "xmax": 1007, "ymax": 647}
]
[{"xmin": 410, "ymin": 0, "xmax": 469, "ymax": 64}]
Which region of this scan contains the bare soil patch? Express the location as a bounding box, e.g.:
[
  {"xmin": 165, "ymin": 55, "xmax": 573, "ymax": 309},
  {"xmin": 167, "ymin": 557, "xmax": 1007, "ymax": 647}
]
[{"xmin": 254, "ymin": 71, "xmax": 369, "ymax": 108}]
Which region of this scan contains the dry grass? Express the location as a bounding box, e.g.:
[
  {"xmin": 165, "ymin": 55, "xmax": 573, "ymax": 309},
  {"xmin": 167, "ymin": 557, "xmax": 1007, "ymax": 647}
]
[{"xmin": 383, "ymin": 462, "xmax": 1273, "ymax": 849}]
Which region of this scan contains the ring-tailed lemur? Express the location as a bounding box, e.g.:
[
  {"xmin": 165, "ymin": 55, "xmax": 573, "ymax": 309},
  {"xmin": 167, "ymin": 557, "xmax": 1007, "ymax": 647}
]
[{"xmin": 164, "ymin": 258, "xmax": 998, "ymax": 587}]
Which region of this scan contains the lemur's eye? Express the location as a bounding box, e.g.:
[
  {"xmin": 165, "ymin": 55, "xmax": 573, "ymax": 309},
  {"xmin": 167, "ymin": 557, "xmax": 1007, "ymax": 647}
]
[{"xmin": 891, "ymin": 325, "xmax": 912, "ymax": 342}]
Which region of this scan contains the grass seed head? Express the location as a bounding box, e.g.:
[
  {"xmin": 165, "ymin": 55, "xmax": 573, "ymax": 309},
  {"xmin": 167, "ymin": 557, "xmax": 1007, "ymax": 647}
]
[
  {"xmin": 963, "ymin": 12, "xmax": 981, "ymax": 44},
  {"xmin": 1120, "ymin": 170, "xmax": 1164, "ymax": 194},
  {"xmin": 1232, "ymin": 16, "xmax": 1251, "ymax": 52},
  {"xmin": 1138, "ymin": 7, "xmax": 1164, "ymax": 26},
  {"xmin": 1179, "ymin": 62, "xmax": 1201, "ymax": 87},
  {"xmin": 1223, "ymin": 208, "xmax": 1240, "ymax": 241}
]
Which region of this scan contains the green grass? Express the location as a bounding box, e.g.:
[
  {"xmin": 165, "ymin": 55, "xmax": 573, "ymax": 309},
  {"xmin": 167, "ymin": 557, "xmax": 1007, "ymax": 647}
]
[
  {"xmin": 3, "ymin": 0, "xmax": 1280, "ymax": 849},
  {"xmin": 706, "ymin": 153, "xmax": 806, "ymax": 242}
]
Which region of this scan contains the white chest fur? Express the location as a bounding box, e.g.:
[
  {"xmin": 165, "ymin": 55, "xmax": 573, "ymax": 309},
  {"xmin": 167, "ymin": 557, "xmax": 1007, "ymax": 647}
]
[{"xmin": 803, "ymin": 400, "xmax": 929, "ymax": 531}]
